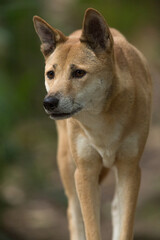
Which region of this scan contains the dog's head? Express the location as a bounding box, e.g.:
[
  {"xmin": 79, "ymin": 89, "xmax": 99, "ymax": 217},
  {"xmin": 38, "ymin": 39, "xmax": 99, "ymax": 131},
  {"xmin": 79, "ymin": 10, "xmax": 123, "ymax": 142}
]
[{"xmin": 33, "ymin": 8, "xmax": 115, "ymax": 120}]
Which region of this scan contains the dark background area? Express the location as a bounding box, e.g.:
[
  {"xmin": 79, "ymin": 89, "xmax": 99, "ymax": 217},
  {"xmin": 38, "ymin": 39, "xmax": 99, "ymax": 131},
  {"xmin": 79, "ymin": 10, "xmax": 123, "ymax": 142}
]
[{"xmin": 0, "ymin": 0, "xmax": 160, "ymax": 239}]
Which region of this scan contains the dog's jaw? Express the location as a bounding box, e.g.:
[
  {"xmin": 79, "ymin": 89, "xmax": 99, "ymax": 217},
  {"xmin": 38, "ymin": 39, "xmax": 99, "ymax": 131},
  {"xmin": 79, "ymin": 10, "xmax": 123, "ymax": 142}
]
[{"xmin": 49, "ymin": 106, "xmax": 83, "ymax": 120}]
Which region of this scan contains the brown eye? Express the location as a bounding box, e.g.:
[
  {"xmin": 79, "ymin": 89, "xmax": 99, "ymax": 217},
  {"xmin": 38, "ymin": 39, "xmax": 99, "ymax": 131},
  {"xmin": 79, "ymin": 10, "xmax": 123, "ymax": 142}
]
[
  {"xmin": 72, "ymin": 69, "xmax": 86, "ymax": 78},
  {"xmin": 47, "ymin": 70, "xmax": 55, "ymax": 80}
]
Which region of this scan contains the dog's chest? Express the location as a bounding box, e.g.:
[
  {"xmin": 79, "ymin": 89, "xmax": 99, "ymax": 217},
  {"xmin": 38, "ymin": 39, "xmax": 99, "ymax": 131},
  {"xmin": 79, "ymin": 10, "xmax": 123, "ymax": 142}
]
[{"xmin": 80, "ymin": 122, "xmax": 122, "ymax": 168}]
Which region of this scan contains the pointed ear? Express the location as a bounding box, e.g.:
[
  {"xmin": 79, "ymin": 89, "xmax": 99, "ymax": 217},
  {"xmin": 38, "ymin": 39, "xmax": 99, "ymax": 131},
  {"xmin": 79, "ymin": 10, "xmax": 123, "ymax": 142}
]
[
  {"xmin": 33, "ymin": 16, "xmax": 67, "ymax": 58},
  {"xmin": 80, "ymin": 8, "xmax": 113, "ymax": 53}
]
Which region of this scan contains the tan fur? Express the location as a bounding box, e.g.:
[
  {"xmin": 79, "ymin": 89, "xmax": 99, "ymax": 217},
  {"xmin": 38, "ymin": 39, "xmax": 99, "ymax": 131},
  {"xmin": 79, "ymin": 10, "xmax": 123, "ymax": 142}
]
[{"xmin": 33, "ymin": 8, "xmax": 152, "ymax": 240}]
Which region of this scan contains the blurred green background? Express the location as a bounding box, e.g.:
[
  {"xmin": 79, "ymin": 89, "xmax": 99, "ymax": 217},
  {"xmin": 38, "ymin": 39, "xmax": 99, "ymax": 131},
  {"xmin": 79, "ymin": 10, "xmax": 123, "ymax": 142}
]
[{"xmin": 0, "ymin": 0, "xmax": 160, "ymax": 239}]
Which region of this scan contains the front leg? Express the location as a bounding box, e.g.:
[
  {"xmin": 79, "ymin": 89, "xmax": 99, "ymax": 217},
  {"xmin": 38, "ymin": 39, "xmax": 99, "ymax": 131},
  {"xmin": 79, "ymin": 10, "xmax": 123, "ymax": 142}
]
[
  {"xmin": 75, "ymin": 157, "xmax": 102, "ymax": 240},
  {"xmin": 112, "ymin": 158, "xmax": 141, "ymax": 240},
  {"xmin": 70, "ymin": 132, "xmax": 103, "ymax": 240},
  {"xmin": 57, "ymin": 121, "xmax": 85, "ymax": 240}
]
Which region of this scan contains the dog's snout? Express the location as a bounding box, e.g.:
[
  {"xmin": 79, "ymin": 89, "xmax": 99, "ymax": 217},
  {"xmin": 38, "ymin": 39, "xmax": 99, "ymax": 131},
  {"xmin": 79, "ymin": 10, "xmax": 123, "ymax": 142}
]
[{"xmin": 43, "ymin": 96, "xmax": 59, "ymax": 111}]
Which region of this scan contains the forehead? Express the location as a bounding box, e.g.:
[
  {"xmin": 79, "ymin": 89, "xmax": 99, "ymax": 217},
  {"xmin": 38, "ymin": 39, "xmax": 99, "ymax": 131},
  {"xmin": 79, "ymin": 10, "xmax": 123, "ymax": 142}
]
[{"xmin": 45, "ymin": 40, "xmax": 100, "ymax": 71}]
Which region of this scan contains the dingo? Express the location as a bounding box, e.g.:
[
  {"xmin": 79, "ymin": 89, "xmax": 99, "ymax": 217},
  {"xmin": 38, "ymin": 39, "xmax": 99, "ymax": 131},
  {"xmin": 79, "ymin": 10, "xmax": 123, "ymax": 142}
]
[{"xmin": 33, "ymin": 8, "xmax": 152, "ymax": 240}]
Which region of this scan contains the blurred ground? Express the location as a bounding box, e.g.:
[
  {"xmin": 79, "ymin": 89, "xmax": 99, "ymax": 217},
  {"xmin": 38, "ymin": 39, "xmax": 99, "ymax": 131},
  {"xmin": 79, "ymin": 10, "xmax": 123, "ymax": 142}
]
[{"xmin": 0, "ymin": 0, "xmax": 160, "ymax": 240}]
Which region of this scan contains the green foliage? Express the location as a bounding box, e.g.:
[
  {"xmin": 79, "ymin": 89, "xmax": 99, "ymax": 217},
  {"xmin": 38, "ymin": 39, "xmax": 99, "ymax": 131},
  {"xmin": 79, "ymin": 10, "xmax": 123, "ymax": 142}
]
[{"xmin": 0, "ymin": 0, "xmax": 48, "ymax": 202}]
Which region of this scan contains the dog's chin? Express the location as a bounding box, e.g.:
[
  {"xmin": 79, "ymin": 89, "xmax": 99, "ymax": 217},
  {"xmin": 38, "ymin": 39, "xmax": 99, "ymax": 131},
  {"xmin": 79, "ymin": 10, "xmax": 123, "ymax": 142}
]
[{"xmin": 49, "ymin": 107, "xmax": 82, "ymax": 120}]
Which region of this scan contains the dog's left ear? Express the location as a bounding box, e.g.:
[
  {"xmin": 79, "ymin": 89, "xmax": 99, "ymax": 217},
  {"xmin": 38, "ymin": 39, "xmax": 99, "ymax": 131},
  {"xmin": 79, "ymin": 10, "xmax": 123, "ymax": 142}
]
[
  {"xmin": 33, "ymin": 16, "xmax": 67, "ymax": 58},
  {"xmin": 80, "ymin": 8, "xmax": 113, "ymax": 53}
]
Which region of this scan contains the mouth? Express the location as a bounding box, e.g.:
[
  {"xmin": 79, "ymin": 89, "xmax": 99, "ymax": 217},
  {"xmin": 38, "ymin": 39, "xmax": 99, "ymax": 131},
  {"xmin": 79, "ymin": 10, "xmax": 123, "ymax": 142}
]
[{"xmin": 49, "ymin": 107, "xmax": 82, "ymax": 120}]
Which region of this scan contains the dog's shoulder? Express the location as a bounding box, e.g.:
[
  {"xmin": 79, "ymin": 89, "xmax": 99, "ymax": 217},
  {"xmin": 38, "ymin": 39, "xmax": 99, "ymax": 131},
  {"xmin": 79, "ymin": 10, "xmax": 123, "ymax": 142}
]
[
  {"xmin": 111, "ymin": 28, "xmax": 131, "ymax": 60},
  {"xmin": 111, "ymin": 28, "xmax": 150, "ymax": 82},
  {"xmin": 110, "ymin": 28, "xmax": 126, "ymax": 40}
]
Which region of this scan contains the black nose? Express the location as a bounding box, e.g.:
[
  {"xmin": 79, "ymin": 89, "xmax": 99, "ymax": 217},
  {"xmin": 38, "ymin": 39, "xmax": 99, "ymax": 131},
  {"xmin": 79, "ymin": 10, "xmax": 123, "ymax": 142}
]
[{"xmin": 43, "ymin": 96, "xmax": 59, "ymax": 111}]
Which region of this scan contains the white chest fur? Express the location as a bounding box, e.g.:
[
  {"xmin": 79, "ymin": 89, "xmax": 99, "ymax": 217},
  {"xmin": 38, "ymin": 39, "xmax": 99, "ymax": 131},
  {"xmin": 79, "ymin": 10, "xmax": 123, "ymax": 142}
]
[
  {"xmin": 76, "ymin": 116, "xmax": 123, "ymax": 168},
  {"xmin": 84, "ymin": 130, "xmax": 121, "ymax": 168}
]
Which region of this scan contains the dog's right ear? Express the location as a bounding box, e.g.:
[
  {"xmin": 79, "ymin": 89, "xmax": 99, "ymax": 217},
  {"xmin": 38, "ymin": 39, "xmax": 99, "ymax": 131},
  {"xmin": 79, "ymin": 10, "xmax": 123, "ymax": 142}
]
[{"xmin": 33, "ymin": 16, "xmax": 67, "ymax": 58}]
